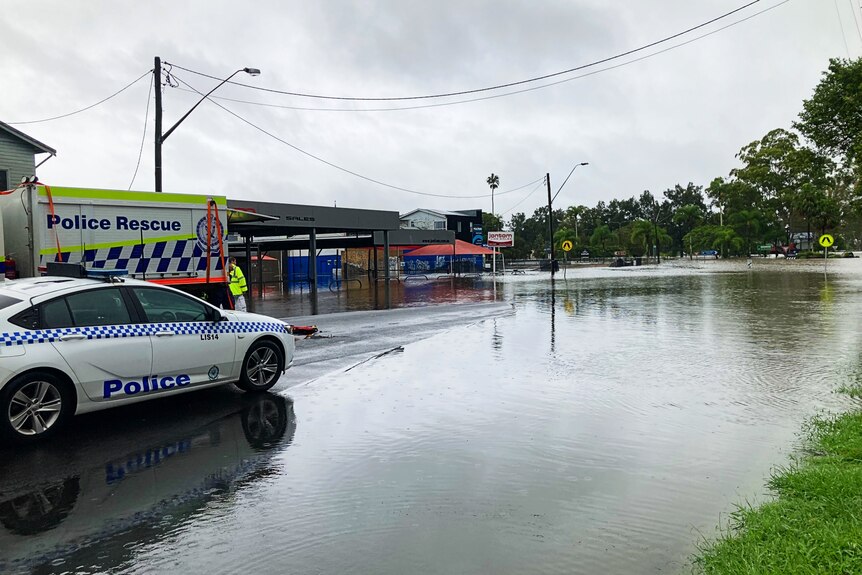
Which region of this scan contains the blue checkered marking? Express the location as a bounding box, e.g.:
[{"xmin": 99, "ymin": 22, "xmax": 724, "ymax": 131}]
[
  {"xmin": 42, "ymin": 240, "xmax": 224, "ymax": 276},
  {"xmin": 0, "ymin": 321, "xmax": 287, "ymax": 347}
]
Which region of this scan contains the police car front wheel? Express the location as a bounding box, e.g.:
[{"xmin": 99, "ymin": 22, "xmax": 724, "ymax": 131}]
[
  {"xmin": 1, "ymin": 372, "xmax": 73, "ymax": 443},
  {"xmin": 237, "ymin": 340, "xmax": 284, "ymax": 392}
]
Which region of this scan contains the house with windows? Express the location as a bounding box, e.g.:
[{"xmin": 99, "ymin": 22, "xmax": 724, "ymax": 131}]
[
  {"xmin": 0, "ymin": 121, "xmax": 56, "ymax": 191},
  {"xmin": 399, "ymin": 208, "xmax": 483, "ymax": 243}
]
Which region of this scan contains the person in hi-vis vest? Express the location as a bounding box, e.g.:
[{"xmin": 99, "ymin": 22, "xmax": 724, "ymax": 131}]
[{"xmin": 228, "ymin": 257, "xmax": 249, "ymax": 312}]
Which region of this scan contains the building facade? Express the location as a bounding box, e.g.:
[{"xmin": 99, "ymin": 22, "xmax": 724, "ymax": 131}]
[
  {"xmin": 399, "ymin": 208, "xmax": 483, "ymax": 243},
  {"xmin": 0, "ymin": 121, "xmax": 56, "ymax": 191}
]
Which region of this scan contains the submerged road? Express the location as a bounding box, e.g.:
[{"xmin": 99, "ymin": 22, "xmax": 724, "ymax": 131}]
[
  {"xmin": 279, "ymin": 301, "xmax": 515, "ymax": 388},
  {"xmin": 5, "ymin": 262, "xmax": 862, "ymax": 574}
]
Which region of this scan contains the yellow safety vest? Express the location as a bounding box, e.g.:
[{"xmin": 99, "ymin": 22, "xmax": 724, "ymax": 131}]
[{"xmin": 229, "ymin": 266, "xmax": 248, "ymax": 296}]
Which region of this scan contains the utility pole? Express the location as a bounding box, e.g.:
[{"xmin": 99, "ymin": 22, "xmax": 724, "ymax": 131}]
[
  {"xmin": 154, "ymin": 56, "xmax": 163, "ymax": 192},
  {"xmin": 546, "ymin": 172, "xmax": 555, "ymax": 276},
  {"xmin": 152, "ymin": 56, "xmax": 259, "ymax": 193}
]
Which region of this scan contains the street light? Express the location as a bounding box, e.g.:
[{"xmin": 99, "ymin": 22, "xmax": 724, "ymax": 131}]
[
  {"xmin": 153, "ymin": 57, "xmax": 261, "ymax": 192},
  {"xmin": 546, "ymin": 162, "xmax": 589, "ymax": 276}
]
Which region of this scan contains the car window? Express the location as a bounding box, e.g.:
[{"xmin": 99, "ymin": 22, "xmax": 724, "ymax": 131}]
[
  {"xmin": 65, "ymin": 288, "xmax": 132, "ymax": 327},
  {"xmin": 42, "ymin": 298, "xmax": 75, "ymax": 329},
  {"xmin": 131, "ymin": 287, "xmax": 209, "ymax": 323},
  {"xmin": 9, "ymin": 306, "xmax": 39, "ymax": 330}
]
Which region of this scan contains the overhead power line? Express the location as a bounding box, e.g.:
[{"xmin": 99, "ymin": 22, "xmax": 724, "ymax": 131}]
[
  {"xmin": 128, "ymin": 74, "xmax": 154, "ymax": 190},
  {"xmin": 835, "ymin": 0, "xmax": 852, "ymax": 57},
  {"xmin": 166, "ymin": 0, "xmax": 789, "ymax": 113},
  {"xmin": 166, "ymin": 0, "xmax": 764, "ymax": 103},
  {"xmin": 848, "ymin": 0, "xmax": 862, "ymax": 44},
  {"xmin": 171, "ymin": 73, "xmax": 542, "ymax": 200},
  {"xmin": 500, "ymin": 180, "xmax": 547, "ymax": 217},
  {"xmin": 6, "ymin": 70, "xmax": 152, "ymax": 125}
]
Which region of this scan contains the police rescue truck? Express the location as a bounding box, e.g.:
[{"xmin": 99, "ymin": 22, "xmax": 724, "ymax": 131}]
[{"xmin": 0, "ymin": 180, "xmax": 230, "ymax": 301}]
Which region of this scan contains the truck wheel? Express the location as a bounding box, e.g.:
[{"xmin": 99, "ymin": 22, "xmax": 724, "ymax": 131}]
[
  {"xmin": 0, "ymin": 372, "xmax": 73, "ymax": 443},
  {"xmin": 237, "ymin": 340, "xmax": 283, "ymax": 392}
]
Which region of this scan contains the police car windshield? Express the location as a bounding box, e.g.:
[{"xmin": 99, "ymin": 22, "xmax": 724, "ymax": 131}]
[{"xmin": 0, "ymin": 294, "xmax": 21, "ymax": 310}]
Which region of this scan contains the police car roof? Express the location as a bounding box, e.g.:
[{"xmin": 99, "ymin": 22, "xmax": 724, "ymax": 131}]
[{"xmin": 0, "ymin": 276, "xmax": 123, "ymax": 298}]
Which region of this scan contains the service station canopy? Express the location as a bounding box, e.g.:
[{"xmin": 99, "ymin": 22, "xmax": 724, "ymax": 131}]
[{"xmin": 226, "ymin": 199, "xmax": 454, "ymax": 250}]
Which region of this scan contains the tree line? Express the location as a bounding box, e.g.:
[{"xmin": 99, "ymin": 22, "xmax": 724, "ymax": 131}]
[{"xmin": 483, "ymin": 58, "xmax": 862, "ymax": 260}]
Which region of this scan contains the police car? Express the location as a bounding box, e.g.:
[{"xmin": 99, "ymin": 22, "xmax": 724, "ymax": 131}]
[{"xmin": 0, "ymin": 268, "xmax": 295, "ymax": 443}]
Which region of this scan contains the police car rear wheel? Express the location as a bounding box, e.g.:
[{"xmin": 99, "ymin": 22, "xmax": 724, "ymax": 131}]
[
  {"xmin": 238, "ymin": 341, "xmax": 283, "ymax": 392},
  {"xmin": 1, "ymin": 372, "xmax": 72, "ymax": 443}
]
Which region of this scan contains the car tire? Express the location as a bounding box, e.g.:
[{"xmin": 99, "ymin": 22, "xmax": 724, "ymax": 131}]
[
  {"xmin": 0, "ymin": 371, "xmax": 73, "ymax": 444},
  {"xmin": 236, "ymin": 340, "xmax": 284, "ymax": 392}
]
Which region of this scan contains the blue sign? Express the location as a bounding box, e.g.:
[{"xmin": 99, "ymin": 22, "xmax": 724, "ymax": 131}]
[{"xmin": 472, "ymin": 225, "xmax": 484, "ymax": 245}]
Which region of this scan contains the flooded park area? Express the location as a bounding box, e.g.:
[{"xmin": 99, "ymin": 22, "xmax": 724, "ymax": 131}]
[{"xmin": 2, "ymin": 258, "xmax": 862, "ymax": 574}]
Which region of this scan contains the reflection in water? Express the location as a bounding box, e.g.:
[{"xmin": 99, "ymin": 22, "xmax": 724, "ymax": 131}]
[
  {"xmin": 0, "ymin": 392, "xmax": 295, "ymax": 575},
  {"xmin": 255, "ymin": 276, "xmax": 499, "ymax": 316}
]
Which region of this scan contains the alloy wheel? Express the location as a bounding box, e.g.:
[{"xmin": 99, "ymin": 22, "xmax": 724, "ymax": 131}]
[{"xmin": 8, "ymin": 381, "xmax": 63, "ymax": 436}]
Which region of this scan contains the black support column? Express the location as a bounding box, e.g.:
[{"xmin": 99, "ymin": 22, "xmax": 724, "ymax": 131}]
[
  {"xmin": 383, "ymin": 230, "xmax": 391, "ymax": 309},
  {"xmin": 309, "ymin": 228, "xmax": 318, "ymax": 315},
  {"xmin": 244, "ymin": 234, "xmax": 254, "ymax": 312}
]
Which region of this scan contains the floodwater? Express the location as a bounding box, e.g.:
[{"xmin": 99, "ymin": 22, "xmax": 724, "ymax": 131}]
[{"xmin": 3, "ymin": 259, "xmax": 862, "ymax": 574}]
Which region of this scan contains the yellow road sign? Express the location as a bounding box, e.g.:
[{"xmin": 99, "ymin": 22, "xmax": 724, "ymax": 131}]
[
  {"xmin": 819, "ymin": 234, "xmax": 834, "ymax": 248},
  {"xmin": 561, "ymin": 240, "xmax": 573, "ymax": 252}
]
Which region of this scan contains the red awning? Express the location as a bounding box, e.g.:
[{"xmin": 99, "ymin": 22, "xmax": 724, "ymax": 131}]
[{"xmin": 404, "ymin": 239, "xmax": 495, "ymax": 256}]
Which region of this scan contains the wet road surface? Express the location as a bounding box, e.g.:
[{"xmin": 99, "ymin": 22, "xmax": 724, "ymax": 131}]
[{"xmin": 2, "ymin": 259, "xmax": 862, "ymax": 574}]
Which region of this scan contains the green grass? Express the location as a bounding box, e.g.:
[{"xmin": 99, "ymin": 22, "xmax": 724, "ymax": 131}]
[{"xmin": 693, "ymin": 411, "xmax": 862, "ymax": 574}]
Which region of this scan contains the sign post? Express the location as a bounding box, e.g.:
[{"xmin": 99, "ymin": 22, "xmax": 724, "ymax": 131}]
[
  {"xmin": 819, "ymin": 234, "xmax": 834, "ymax": 277},
  {"xmin": 561, "ymin": 240, "xmax": 573, "ymax": 279},
  {"xmin": 488, "ymin": 232, "xmax": 515, "ymax": 293}
]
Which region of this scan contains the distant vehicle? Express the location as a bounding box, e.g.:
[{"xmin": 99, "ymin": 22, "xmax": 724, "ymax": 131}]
[{"xmin": 0, "ymin": 268, "xmax": 294, "ymax": 443}]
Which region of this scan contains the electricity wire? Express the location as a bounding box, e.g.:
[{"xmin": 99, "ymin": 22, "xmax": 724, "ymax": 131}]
[
  {"xmin": 500, "ymin": 180, "xmax": 547, "ymax": 217},
  {"xmin": 836, "ymin": 0, "xmax": 852, "ymax": 57},
  {"xmin": 171, "ymin": 73, "xmax": 542, "ymax": 199},
  {"xmin": 848, "ymin": 0, "xmax": 862, "ymax": 44},
  {"xmin": 166, "ymin": 0, "xmax": 790, "ymax": 114},
  {"xmin": 128, "ymin": 73, "xmax": 154, "ymax": 190},
  {"xmin": 166, "ymin": 0, "xmax": 764, "ymax": 103},
  {"xmin": 6, "ymin": 70, "xmax": 152, "ymax": 125}
]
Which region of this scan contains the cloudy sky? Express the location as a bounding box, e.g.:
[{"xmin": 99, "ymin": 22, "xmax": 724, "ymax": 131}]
[{"xmin": 1, "ymin": 0, "xmax": 852, "ymax": 219}]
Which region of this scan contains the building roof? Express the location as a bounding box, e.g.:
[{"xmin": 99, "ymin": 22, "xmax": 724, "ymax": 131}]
[
  {"xmin": 0, "ymin": 121, "xmax": 57, "ymax": 155},
  {"xmin": 400, "ymin": 208, "xmax": 475, "ymax": 219},
  {"xmin": 404, "ymin": 239, "xmax": 494, "ymax": 256}
]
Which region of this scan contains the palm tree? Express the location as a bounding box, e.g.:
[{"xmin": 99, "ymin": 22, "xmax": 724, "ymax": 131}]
[
  {"xmin": 590, "ymin": 225, "xmax": 613, "ymax": 255},
  {"xmin": 630, "ymin": 220, "xmax": 654, "ymax": 258},
  {"xmin": 711, "ymin": 226, "xmax": 744, "ymax": 256},
  {"xmin": 486, "ymin": 173, "xmax": 500, "ymax": 216},
  {"xmin": 729, "ymin": 209, "xmax": 764, "ymax": 256}
]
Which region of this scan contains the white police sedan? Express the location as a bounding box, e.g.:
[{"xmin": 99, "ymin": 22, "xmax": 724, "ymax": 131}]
[{"xmin": 0, "ymin": 271, "xmax": 295, "ymax": 443}]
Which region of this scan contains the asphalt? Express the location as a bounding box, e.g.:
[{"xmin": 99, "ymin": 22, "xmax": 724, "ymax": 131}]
[{"xmin": 277, "ymin": 301, "xmax": 515, "ymax": 389}]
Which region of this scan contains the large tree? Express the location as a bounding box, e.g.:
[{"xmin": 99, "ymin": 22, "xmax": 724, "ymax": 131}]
[
  {"xmin": 795, "ymin": 58, "xmax": 862, "ymax": 177},
  {"xmin": 673, "ymin": 204, "xmax": 704, "ymax": 258}
]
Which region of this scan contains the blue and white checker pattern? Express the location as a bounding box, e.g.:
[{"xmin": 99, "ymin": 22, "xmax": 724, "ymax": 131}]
[
  {"xmin": 0, "ymin": 320, "xmax": 287, "ymax": 347},
  {"xmin": 40, "ymin": 240, "xmax": 224, "ymax": 276}
]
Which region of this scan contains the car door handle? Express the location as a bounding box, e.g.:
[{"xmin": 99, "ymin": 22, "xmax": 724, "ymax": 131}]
[
  {"xmin": 154, "ymin": 331, "xmax": 175, "ymax": 337},
  {"xmin": 59, "ymin": 334, "xmax": 86, "ymax": 342}
]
